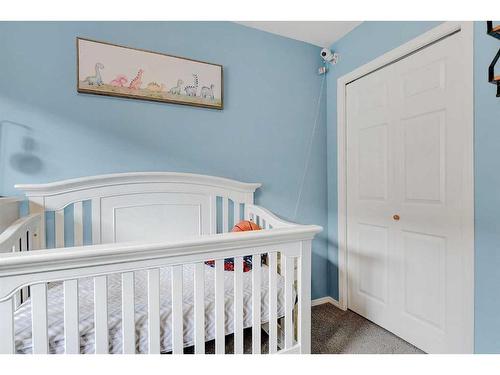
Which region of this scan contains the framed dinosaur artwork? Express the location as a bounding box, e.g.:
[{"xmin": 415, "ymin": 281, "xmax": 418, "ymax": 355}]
[{"xmin": 77, "ymin": 38, "xmax": 223, "ymax": 109}]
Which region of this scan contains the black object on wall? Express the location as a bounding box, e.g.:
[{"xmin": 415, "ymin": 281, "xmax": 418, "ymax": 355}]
[{"xmin": 487, "ymin": 22, "xmax": 500, "ymax": 97}]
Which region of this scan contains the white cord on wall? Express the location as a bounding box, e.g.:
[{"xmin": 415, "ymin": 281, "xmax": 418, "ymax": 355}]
[{"xmin": 292, "ymin": 73, "xmax": 326, "ymax": 221}]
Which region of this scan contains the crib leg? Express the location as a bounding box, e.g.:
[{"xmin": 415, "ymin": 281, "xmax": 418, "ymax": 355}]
[
  {"xmin": 0, "ymin": 298, "xmax": 15, "ymax": 354},
  {"xmin": 298, "ymin": 240, "xmax": 312, "ymax": 354}
]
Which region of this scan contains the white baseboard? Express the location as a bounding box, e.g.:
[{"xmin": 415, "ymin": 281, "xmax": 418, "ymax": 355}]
[{"xmin": 311, "ymin": 296, "xmax": 343, "ymax": 309}]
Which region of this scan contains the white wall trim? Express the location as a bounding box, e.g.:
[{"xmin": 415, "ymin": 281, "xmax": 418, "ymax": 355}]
[
  {"xmin": 336, "ymin": 21, "xmax": 474, "ymax": 352},
  {"xmin": 311, "ymin": 296, "xmax": 343, "ymax": 309}
]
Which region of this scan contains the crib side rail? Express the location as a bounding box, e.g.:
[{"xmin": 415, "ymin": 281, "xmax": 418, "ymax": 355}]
[
  {"xmin": 245, "ymin": 204, "xmax": 297, "ymax": 229},
  {"xmin": 0, "ymin": 214, "xmax": 41, "ymax": 254},
  {"xmin": 0, "ymin": 197, "xmax": 23, "ymax": 235},
  {"xmin": 0, "ymin": 224, "xmax": 320, "ymax": 354},
  {"xmin": 0, "ymin": 213, "xmax": 41, "ymax": 353},
  {"xmin": 0, "ymin": 214, "xmax": 42, "ymax": 308}
]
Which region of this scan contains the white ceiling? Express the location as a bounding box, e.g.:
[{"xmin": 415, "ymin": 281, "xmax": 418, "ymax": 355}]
[{"xmin": 235, "ymin": 21, "xmax": 362, "ymax": 47}]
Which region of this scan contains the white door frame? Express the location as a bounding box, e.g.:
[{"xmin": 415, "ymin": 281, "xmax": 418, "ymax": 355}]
[{"xmin": 336, "ymin": 21, "xmax": 474, "ymax": 352}]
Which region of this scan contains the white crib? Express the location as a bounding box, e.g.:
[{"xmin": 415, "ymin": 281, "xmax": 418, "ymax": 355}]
[{"xmin": 0, "ymin": 172, "xmax": 321, "ymax": 354}]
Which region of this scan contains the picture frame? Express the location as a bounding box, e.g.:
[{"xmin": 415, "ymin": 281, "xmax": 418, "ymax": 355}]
[{"xmin": 77, "ymin": 37, "xmax": 223, "ymax": 110}]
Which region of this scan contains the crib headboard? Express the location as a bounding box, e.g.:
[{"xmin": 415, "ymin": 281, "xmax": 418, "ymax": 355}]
[{"xmin": 15, "ymin": 172, "xmax": 261, "ymax": 248}]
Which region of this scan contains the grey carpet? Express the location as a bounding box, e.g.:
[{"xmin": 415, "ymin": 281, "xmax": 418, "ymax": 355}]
[
  {"xmin": 311, "ymin": 303, "xmax": 424, "ymax": 354},
  {"xmin": 181, "ymin": 303, "xmax": 423, "ymax": 354}
]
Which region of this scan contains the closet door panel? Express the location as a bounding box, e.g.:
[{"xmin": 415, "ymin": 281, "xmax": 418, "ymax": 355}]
[
  {"xmin": 390, "ymin": 31, "xmax": 470, "ymax": 353},
  {"xmin": 347, "ymin": 30, "xmax": 472, "ymax": 354},
  {"xmin": 346, "ymin": 65, "xmax": 397, "ymax": 328}
]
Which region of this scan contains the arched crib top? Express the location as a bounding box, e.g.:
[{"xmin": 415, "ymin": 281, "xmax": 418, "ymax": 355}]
[
  {"xmin": 14, "ymin": 172, "xmax": 264, "ymax": 247},
  {"xmin": 15, "ymin": 172, "xmax": 262, "ymax": 197}
]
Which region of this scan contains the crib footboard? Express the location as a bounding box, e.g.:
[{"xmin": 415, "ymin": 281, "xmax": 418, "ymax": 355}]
[{"xmin": 0, "ymin": 223, "xmax": 320, "ymax": 354}]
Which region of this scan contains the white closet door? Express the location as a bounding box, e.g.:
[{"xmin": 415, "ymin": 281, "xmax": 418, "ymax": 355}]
[
  {"xmin": 346, "ymin": 62, "xmax": 398, "ymax": 332},
  {"xmin": 346, "ymin": 31, "xmax": 473, "ymax": 353}
]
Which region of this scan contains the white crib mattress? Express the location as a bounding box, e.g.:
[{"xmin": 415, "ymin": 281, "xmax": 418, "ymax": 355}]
[{"xmin": 14, "ymin": 264, "xmax": 287, "ymax": 354}]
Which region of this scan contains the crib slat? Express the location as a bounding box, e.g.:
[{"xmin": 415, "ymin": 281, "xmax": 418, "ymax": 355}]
[
  {"xmin": 233, "ymin": 256, "xmax": 244, "ymax": 354},
  {"xmin": 20, "ymin": 234, "xmax": 29, "ymax": 304},
  {"xmin": 233, "ymin": 200, "xmax": 240, "ymax": 226},
  {"xmin": 0, "ymin": 299, "xmax": 15, "ymax": 354},
  {"xmin": 268, "ymin": 252, "xmax": 278, "ymax": 353},
  {"xmin": 31, "ymin": 283, "xmax": 48, "ymax": 354},
  {"xmin": 29, "ymin": 197, "xmax": 45, "ymax": 249},
  {"xmin": 283, "ymin": 255, "xmax": 294, "ymax": 349},
  {"xmin": 194, "ymin": 262, "xmax": 205, "ymax": 354},
  {"xmin": 147, "ymin": 269, "xmax": 160, "ymax": 354},
  {"xmin": 94, "ymin": 276, "xmax": 109, "ymax": 354},
  {"xmin": 252, "ymin": 253, "xmax": 261, "ymax": 354},
  {"xmin": 74, "ymin": 201, "xmax": 83, "ymax": 247},
  {"xmin": 215, "ymin": 259, "xmax": 225, "ymax": 354},
  {"xmin": 55, "ymin": 209, "xmax": 64, "ymax": 248},
  {"xmin": 222, "ymin": 197, "xmax": 229, "ymax": 233},
  {"xmin": 91, "ymin": 198, "xmax": 101, "ymax": 245},
  {"xmin": 12, "ymin": 242, "xmax": 22, "ymax": 309},
  {"xmin": 171, "ymin": 265, "xmax": 183, "ymax": 354},
  {"xmin": 298, "ymin": 240, "xmax": 312, "ymax": 354},
  {"xmin": 28, "ymin": 227, "xmax": 34, "ymax": 250},
  {"xmin": 64, "ymin": 279, "xmax": 79, "ymax": 354},
  {"xmin": 122, "ymin": 272, "xmax": 136, "ymax": 354},
  {"xmin": 210, "ymin": 196, "xmax": 217, "ymax": 235}
]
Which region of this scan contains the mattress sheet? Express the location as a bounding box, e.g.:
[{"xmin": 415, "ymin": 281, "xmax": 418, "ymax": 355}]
[{"xmin": 14, "ymin": 264, "xmax": 288, "ymax": 354}]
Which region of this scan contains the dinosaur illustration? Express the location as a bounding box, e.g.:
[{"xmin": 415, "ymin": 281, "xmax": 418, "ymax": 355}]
[
  {"xmin": 146, "ymin": 82, "xmax": 165, "ymax": 92},
  {"xmin": 109, "ymin": 75, "xmax": 128, "ymax": 87},
  {"xmin": 184, "ymin": 74, "xmax": 199, "ymax": 97},
  {"xmin": 82, "ymin": 63, "xmax": 104, "ymax": 86},
  {"xmin": 169, "ymin": 79, "xmax": 183, "ymax": 95},
  {"xmin": 128, "ymin": 69, "xmax": 144, "ymax": 90},
  {"xmin": 201, "ymin": 84, "xmax": 215, "ymax": 100}
]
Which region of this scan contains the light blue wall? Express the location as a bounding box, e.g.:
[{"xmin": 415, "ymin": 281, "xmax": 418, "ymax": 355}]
[
  {"xmin": 326, "ymin": 21, "xmax": 500, "ymax": 353},
  {"xmin": 0, "ymin": 21, "xmax": 328, "ymax": 299},
  {"xmin": 473, "ymin": 21, "xmax": 500, "ymax": 354}
]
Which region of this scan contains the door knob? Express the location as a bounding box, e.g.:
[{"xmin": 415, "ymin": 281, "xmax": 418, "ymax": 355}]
[{"xmin": 393, "ymin": 214, "xmax": 400, "ymax": 221}]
